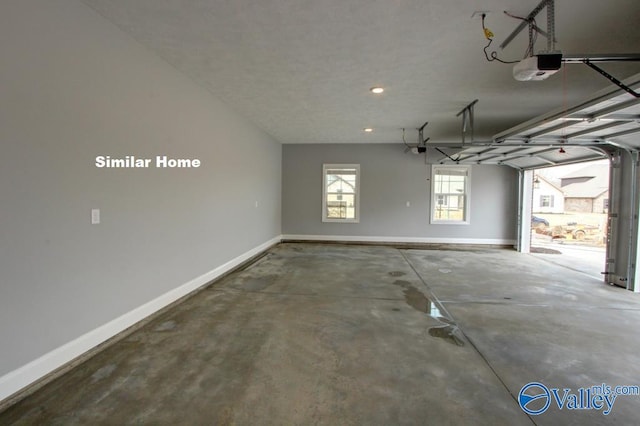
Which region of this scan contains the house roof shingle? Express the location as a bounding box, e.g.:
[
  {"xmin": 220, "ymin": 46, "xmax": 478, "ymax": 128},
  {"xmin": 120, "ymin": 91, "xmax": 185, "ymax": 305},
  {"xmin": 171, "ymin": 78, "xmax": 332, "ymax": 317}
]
[{"xmin": 561, "ymin": 164, "xmax": 609, "ymax": 199}]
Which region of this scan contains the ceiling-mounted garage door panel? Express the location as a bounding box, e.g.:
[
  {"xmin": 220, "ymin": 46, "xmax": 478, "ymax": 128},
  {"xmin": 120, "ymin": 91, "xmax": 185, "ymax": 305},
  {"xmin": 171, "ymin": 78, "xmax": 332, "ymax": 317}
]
[
  {"xmin": 432, "ymin": 74, "xmax": 640, "ymax": 169},
  {"xmin": 433, "ymin": 145, "xmax": 608, "ymax": 168}
]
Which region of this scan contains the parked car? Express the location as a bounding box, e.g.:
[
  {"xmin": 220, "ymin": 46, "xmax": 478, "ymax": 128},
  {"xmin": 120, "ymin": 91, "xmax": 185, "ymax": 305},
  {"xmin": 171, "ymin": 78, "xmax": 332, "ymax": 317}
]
[{"xmin": 532, "ymin": 216, "xmax": 550, "ymax": 229}]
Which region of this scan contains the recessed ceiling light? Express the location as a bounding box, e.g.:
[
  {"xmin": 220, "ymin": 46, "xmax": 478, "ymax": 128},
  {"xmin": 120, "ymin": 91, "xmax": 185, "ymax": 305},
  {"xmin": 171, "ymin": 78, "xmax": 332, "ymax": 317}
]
[
  {"xmin": 370, "ymin": 87, "xmax": 384, "ymax": 94},
  {"xmin": 364, "ymin": 128, "xmax": 373, "ymax": 132}
]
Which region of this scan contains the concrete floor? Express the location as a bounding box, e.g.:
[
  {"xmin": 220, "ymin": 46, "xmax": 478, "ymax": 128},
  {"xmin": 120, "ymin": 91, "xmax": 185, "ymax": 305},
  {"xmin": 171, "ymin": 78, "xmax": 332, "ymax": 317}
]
[
  {"xmin": 531, "ymin": 239, "xmax": 606, "ymax": 280},
  {"xmin": 1, "ymin": 243, "xmax": 640, "ymax": 425}
]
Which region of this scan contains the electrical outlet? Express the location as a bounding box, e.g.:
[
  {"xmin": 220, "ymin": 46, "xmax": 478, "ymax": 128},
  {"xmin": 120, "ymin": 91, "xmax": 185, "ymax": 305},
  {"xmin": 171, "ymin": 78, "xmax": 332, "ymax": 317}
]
[
  {"xmin": 406, "ymin": 201, "xmax": 411, "ymax": 207},
  {"xmin": 91, "ymin": 208, "xmax": 100, "ymax": 225},
  {"xmin": 471, "ymin": 11, "xmax": 491, "ymax": 19}
]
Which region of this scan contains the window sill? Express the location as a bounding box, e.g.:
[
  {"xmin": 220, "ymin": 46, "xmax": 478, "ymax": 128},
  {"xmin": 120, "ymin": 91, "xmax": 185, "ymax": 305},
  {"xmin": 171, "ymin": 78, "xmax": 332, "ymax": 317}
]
[{"xmin": 430, "ymin": 221, "xmax": 470, "ymax": 225}]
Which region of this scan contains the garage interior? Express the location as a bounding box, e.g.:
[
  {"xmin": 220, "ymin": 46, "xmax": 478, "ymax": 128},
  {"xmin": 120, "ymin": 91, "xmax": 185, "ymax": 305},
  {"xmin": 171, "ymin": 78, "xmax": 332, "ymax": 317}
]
[{"xmin": 1, "ymin": 1, "xmax": 640, "ymax": 424}]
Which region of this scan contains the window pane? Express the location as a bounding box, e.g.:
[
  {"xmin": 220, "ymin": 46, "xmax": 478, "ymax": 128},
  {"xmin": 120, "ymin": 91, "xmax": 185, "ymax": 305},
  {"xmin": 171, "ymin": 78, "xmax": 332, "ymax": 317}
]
[
  {"xmin": 540, "ymin": 195, "xmax": 554, "ymax": 207},
  {"xmin": 432, "ymin": 166, "xmax": 469, "ymax": 224},
  {"xmin": 327, "ymin": 174, "xmax": 355, "ymax": 194},
  {"xmin": 434, "ymin": 195, "xmax": 465, "ymax": 221},
  {"xmin": 323, "ymin": 164, "xmax": 360, "ymax": 222}
]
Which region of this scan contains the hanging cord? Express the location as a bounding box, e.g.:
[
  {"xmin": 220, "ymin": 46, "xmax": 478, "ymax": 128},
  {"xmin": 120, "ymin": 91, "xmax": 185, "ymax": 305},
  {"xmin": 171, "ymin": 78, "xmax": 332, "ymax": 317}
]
[
  {"xmin": 435, "ymin": 147, "xmax": 460, "ymax": 163},
  {"xmin": 482, "ymin": 12, "xmax": 541, "ymax": 64},
  {"xmin": 503, "ymin": 11, "xmax": 540, "ymax": 58},
  {"xmin": 560, "ymin": 59, "xmax": 568, "ymax": 142},
  {"xmin": 402, "ymin": 128, "xmax": 412, "ymax": 149}
]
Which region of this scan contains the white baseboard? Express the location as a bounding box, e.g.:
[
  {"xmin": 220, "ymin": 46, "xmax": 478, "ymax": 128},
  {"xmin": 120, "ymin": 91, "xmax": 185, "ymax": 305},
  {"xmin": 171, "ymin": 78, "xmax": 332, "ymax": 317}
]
[
  {"xmin": 282, "ymin": 234, "xmax": 516, "ymax": 246},
  {"xmin": 0, "ymin": 235, "xmax": 282, "ymax": 404}
]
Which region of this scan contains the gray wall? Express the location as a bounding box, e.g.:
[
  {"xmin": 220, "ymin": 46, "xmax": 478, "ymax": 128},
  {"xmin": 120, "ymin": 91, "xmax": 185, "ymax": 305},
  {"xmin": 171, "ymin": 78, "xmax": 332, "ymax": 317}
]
[
  {"xmin": 282, "ymin": 144, "xmax": 518, "ymax": 241},
  {"xmin": 0, "ymin": 0, "xmax": 281, "ymax": 377}
]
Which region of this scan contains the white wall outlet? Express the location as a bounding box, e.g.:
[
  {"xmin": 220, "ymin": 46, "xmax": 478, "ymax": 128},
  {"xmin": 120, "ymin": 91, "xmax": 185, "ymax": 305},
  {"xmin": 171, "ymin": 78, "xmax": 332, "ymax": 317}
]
[
  {"xmin": 255, "ymin": 201, "xmax": 259, "ymax": 208},
  {"xmin": 471, "ymin": 11, "xmax": 490, "ymax": 19},
  {"xmin": 91, "ymin": 208, "xmax": 100, "ymax": 224},
  {"xmin": 406, "ymin": 201, "xmax": 411, "ymax": 207}
]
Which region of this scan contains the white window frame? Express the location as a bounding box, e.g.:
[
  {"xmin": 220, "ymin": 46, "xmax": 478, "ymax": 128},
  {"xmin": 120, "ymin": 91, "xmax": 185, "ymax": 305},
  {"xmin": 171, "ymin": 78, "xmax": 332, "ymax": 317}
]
[
  {"xmin": 430, "ymin": 165, "xmax": 470, "ymax": 225},
  {"xmin": 540, "ymin": 194, "xmax": 554, "ymax": 208},
  {"xmin": 322, "ymin": 164, "xmax": 360, "ymax": 223}
]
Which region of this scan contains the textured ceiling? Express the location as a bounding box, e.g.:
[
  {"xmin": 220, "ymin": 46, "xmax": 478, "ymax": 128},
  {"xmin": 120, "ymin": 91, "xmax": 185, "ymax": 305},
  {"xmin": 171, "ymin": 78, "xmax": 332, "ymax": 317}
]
[{"xmin": 81, "ymin": 0, "xmax": 640, "ymax": 144}]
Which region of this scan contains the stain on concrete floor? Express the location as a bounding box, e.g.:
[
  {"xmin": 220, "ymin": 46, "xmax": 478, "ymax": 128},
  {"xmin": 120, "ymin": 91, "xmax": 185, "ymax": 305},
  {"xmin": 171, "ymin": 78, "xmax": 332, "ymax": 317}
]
[
  {"xmin": 391, "ymin": 279, "xmax": 465, "ymax": 347},
  {"xmin": 4, "ymin": 243, "xmax": 638, "ymax": 425}
]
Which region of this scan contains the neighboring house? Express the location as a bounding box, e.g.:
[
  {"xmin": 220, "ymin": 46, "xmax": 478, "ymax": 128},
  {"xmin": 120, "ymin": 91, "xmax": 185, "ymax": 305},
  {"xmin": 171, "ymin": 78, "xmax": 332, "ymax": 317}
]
[
  {"xmin": 326, "ymin": 174, "xmax": 356, "ymax": 219},
  {"xmin": 532, "ymin": 175, "xmax": 564, "ymax": 213},
  {"xmin": 560, "ymin": 164, "xmax": 609, "ymax": 213}
]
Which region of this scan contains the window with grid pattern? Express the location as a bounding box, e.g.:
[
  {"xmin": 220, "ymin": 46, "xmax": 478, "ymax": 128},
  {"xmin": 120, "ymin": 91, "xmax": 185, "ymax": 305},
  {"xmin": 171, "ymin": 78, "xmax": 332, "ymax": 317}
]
[
  {"xmin": 431, "ymin": 165, "xmax": 470, "ymax": 224},
  {"xmin": 322, "ymin": 164, "xmax": 360, "ymax": 223},
  {"xmin": 540, "ymin": 195, "xmax": 554, "ymax": 207}
]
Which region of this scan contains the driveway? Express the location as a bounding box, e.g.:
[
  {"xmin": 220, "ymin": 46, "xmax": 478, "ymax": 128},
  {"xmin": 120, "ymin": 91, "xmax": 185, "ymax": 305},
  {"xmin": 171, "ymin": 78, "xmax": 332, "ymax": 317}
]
[{"xmin": 531, "ymin": 236, "xmax": 606, "ymax": 280}]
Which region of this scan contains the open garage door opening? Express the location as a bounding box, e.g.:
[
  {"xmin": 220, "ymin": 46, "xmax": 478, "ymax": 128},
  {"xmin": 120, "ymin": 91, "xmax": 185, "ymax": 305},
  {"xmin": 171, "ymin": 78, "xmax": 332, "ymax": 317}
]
[{"xmin": 529, "ymin": 160, "xmax": 609, "ymax": 280}]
